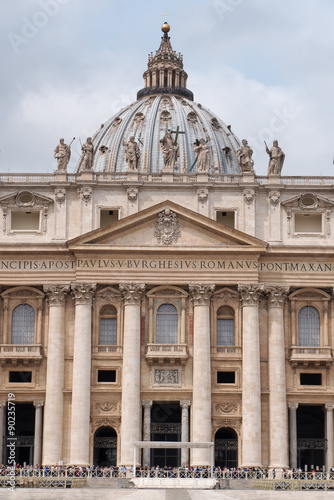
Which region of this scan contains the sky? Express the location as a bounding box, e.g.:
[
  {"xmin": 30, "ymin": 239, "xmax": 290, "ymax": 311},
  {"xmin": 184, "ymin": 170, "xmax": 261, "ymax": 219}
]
[{"xmin": 0, "ymin": 0, "xmax": 333, "ymax": 176}]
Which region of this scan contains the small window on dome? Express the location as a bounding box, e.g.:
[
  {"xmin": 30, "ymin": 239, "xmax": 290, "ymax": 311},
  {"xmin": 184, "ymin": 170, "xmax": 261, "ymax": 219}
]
[{"xmin": 187, "ymin": 112, "xmax": 198, "ymax": 123}]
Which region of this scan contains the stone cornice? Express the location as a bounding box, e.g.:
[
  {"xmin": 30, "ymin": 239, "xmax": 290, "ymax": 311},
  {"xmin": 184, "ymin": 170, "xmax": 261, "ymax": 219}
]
[
  {"xmin": 265, "ymin": 285, "xmax": 290, "ymax": 308},
  {"xmin": 189, "ymin": 283, "xmax": 215, "ymax": 306},
  {"xmin": 43, "ymin": 284, "xmax": 70, "ymax": 306},
  {"xmin": 238, "ymin": 284, "xmax": 264, "ymax": 306},
  {"xmin": 71, "ymin": 283, "xmax": 96, "ymax": 305},
  {"xmin": 119, "ymin": 282, "xmax": 146, "ymax": 306}
]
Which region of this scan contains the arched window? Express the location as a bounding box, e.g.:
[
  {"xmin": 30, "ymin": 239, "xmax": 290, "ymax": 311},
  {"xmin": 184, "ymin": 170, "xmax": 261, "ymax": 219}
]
[
  {"xmin": 156, "ymin": 303, "xmax": 178, "ymax": 344},
  {"xmin": 217, "ymin": 306, "xmax": 234, "ymax": 346},
  {"xmin": 11, "ymin": 304, "xmax": 35, "ymax": 344},
  {"xmin": 99, "ymin": 306, "xmax": 117, "ymax": 345},
  {"xmin": 298, "ymin": 306, "xmax": 320, "ymax": 347}
]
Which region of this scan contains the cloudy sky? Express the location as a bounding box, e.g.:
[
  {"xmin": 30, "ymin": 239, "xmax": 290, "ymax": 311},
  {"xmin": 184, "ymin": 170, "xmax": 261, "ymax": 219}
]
[{"xmin": 1, "ymin": 0, "xmax": 333, "ymax": 176}]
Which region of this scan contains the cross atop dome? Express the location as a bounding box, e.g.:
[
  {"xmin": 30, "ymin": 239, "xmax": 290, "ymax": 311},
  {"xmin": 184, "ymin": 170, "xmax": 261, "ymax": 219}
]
[{"xmin": 137, "ymin": 23, "xmax": 193, "ymax": 101}]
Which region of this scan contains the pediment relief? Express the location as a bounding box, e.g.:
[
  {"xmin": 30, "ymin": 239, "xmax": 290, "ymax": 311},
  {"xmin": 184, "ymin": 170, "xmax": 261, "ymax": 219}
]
[
  {"xmin": 68, "ymin": 201, "xmax": 267, "ymax": 251},
  {"xmin": 214, "ymin": 287, "xmax": 239, "ymax": 302},
  {"xmin": 147, "ymin": 285, "xmax": 188, "ymax": 298},
  {"xmin": 281, "ymin": 193, "xmax": 334, "ymax": 210},
  {"xmin": 1, "ymin": 286, "xmax": 44, "ymax": 299},
  {"xmin": 289, "ymin": 287, "xmax": 331, "ymax": 301},
  {"xmin": 96, "ymin": 286, "xmax": 121, "ymax": 300},
  {"xmin": 0, "ymin": 191, "xmax": 53, "ymax": 208}
]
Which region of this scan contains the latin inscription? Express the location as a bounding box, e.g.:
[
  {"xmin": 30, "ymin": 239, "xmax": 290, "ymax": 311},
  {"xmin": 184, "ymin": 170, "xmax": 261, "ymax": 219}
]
[{"xmin": 0, "ymin": 259, "xmax": 333, "ymax": 273}]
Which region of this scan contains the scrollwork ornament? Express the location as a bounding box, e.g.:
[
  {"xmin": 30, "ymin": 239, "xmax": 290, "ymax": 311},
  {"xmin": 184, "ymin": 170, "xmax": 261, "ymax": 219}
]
[
  {"xmin": 243, "ymin": 189, "xmax": 254, "ymax": 205},
  {"xmin": 44, "ymin": 284, "xmax": 70, "ymax": 306},
  {"xmin": 197, "ymin": 188, "xmax": 208, "ymax": 203},
  {"xmin": 238, "ymin": 284, "xmax": 264, "ymax": 306},
  {"xmin": 189, "ymin": 283, "xmax": 215, "ymax": 306},
  {"xmin": 71, "ymin": 283, "xmax": 96, "ymax": 305},
  {"xmin": 265, "ymin": 285, "xmax": 289, "ymax": 308},
  {"xmin": 78, "ymin": 186, "xmax": 92, "ymax": 205},
  {"xmin": 119, "ymin": 282, "xmax": 145, "ymax": 306},
  {"xmin": 55, "ymin": 189, "xmax": 66, "ymax": 205},
  {"xmin": 95, "ymin": 401, "xmax": 118, "ymax": 413},
  {"xmin": 127, "ymin": 188, "xmax": 138, "ymax": 202},
  {"xmin": 215, "ymin": 403, "xmax": 238, "ymax": 415},
  {"xmin": 269, "ymin": 191, "xmax": 280, "ymax": 207}
]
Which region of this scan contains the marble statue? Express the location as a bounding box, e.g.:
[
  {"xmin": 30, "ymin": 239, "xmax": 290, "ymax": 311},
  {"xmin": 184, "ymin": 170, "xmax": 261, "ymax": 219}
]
[
  {"xmin": 160, "ymin": 130, "xmax": 179, "ymax": 170},
  {"xmin": 54, "ymin": 138, "xmax": 71, "ymax": 171},
  {"xmin": 123, "ymin": 136, "xmax": 140, "ymax": 171},
  {"xmin": 194, "ymin": 138, "xmax": 210, "ymax": 172},
  {"xmin": 237, "ymin": 139, "xmax": 254, "ymax": 173},
  {"xmin": 81, "ymin": 137, "xmax": 94, "ymax": 170},
  {"xmin": 266, "ymin": 140, "xmax": 285, "ymax": 175}
]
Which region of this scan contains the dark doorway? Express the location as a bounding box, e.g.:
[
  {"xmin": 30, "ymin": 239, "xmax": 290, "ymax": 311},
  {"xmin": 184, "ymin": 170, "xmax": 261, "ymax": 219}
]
[
  {"xmin": 297, "ymin": 405, "xmax": 326, "ymax": 470},
  {"xmin": 215, "ymin": 428, "xmax": 238, "ymax": 469},
  {"xmin": 4, "ymin": 403, "xmax": 35, "ymax": 466},
  {"xmin": 93, "ymin": 427, "xmax": 117, "ymax": 466},
  {"xmin": 150, "ymin": 402, "xmax": 181, "ymax": 467}
]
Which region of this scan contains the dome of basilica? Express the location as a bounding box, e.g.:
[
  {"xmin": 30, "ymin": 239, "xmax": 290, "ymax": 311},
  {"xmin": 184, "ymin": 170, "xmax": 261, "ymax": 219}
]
[{"xmin": 76, "ymin": 25, "xmax": 242, "ymax": 175}]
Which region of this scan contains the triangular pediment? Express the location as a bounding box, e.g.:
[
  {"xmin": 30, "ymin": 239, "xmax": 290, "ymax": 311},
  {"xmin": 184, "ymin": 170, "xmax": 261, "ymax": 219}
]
[{"xmin": 68, "ymin": 200, "xmax": 267, "ymax": 251}]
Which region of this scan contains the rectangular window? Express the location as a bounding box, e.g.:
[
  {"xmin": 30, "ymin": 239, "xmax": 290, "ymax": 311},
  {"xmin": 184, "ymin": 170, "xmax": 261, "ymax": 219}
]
[
  {"xmin": 100, "ymin": 318, "xmax": 117, "ymax": 345},
  {"xmin": 217, "ymin": 319, "xmax": 234, "ymax": 346},
  {"xmin": 217, "ymin": 371, "xmax": 235, "ymax": 384},
  {"xmin": 216, "ymin": 211, "xmax": 235, "ymax": 229},
  {"xmin": 300, "ymin": 373, "xmax": 322, "ymax": 385},
  {"xmin": 295, "ymin": 213, "xmax": 322, "ymax": 233},
  {"xmin": 100, "ymin": 210, "xmax": 119, "ymax": 228},
  {"xmin": 11, "ymin": 211, "xmax": 40, "ymax": 231},
  {"xmin": 9, "ymin": 371, "xmax": 32, "ymax": 383},
  {"xmin": 98, "ymin": 370, "xmax": 116, "ymax": 383}
]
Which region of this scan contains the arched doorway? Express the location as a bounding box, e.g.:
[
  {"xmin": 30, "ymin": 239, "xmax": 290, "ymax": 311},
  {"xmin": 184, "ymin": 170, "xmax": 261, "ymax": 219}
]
[
  {"xmin": 215, "ymin": 427, "xmax": 238, "ymax": 469},
  {"xmin": 93, "ymin": 427, "xmax": 117, "ymax": 466}
]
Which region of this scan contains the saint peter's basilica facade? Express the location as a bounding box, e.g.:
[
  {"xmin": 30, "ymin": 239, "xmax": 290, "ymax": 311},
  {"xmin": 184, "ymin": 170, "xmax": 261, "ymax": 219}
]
[{"xmin": 0, "ymin": 23, "xmax": 333, "ymax": 471}]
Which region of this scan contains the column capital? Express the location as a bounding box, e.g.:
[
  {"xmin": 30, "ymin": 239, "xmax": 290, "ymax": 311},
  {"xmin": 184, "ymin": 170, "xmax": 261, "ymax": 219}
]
[
  {"xmin": 119, "ymin": 282, "xmax": 146, "ymax": 306},
  {"xmin": 71, "ymin": 283, "xmax": 96, "ymax": 305},
  {"xmin": 44, "ymin": 284, "xmax": 70, "ymax": 306},
  {"xmin": 142, "ymin": 400, "xmax": 153, "ymax": 409},
  {"xmin": 180, "ymin": 400, "xmax": 191, "ymax": 409},
  {"xmin": 325, "ymin": 403, "xmax": 334, "ymax": 412},
  {"xmin": 33, "ymin": 401, "xmax": 44, "ymax": 408},
  {"xmin": 189, "ymin": 283, "xmax": 215, "ymax": 306},
  {"xmin": 288, "ymin": 402, "xmax": 299, "ymax": 411},
  {"xmin": 238, "ymin": 283, "xmax": 264, "ymax": 306},
  {"xmin": 265, "ymin": 285, "xmax": 290, "ymax": 308}
]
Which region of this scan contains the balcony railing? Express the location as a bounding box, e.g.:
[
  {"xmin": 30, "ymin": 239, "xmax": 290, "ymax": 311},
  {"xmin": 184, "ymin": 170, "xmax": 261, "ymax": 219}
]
[
  {"xmin": 92, "ymin": 346, "xmax": 123, "ymax": 358},
  {"xmin": 0, "ymin": 344, "xmax": 43, "ymax": 364},
  {"xmin": 211, "ymin": 346, "xmax": 242, "ymax": 359},
  {"xmin": 290, "ymin": 346, "xmax": 332, "ymax": 367},
  {"xmin": 146, "ymin": 344, "xmax": 188, "ymax": 364}
]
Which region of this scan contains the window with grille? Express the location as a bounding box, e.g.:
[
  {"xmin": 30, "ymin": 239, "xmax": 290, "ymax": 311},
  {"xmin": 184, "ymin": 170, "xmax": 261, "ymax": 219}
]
[
  {"xmin": 99, "ymin": 306, "xmax": 117, "ymax": 345},
  {"xmin": 217, "ymin": 306, "xmax": 234, "ymax": 346},
  {"xmin": 11, "ymin": 304, "xmax": 35, "ymax": 344},
  {"xmin": 156, "ymin": 303, "xmax": 178, "ymax": 344},
  {"xmin": 298, "ymin": 306, "xmax": 320, "ymax": 347}
]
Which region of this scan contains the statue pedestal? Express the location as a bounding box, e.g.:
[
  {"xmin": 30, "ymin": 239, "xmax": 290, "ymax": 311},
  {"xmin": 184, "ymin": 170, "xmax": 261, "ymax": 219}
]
[
  {"xmin": 197, "ymin": 173, "xmax": 209, "ymax": 182},
  {"xmin": 54, "ymin": 172, "xmax": 68, "ymax": 182},
  {"xmin": 126, "ymin": 172, "xmax": 139, "ymax": 182},
  {"xmin": 161, "ymin": 171, "xmax": 174, "ymax": 182},
  {"xmin": 242, "ymin": 172, "xmax": 255, "ymax": 182},
  {"xmin": 79, "ymin": 170, "xmax": 94, "ymax": 182},
  {"xmin": 268, "ymin": 174, "xmax": 280, "ymax": 184}
]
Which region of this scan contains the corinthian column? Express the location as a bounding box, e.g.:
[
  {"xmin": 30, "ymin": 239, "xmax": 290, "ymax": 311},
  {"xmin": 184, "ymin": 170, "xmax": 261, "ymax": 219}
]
[
  {"xmin": 238, "ymin": 283, "xmax": 264, "ymax": 467},
  {"xmin": 119, "ymin": 282, "xmax": 145, "ymax": 466},
  {"xmin": 43, "ymin": 284, "xmax": 70, "ymax": 465},
  {"xmin": 70, "ymin": 283, "xmax": 96, "ymax": 465},
  {"xmin": 33, "ymin": 401, "xmax": 44, "ymax": 466},
  {"xmin": 266, "ymin": 286, "xmax": 289, "ymax": 469},
  {"xmin": 325, "ymin": 403, "xmax": 334, "ymax": 470},
  {"xmin": 189, "ymin": 283, "xmax": 215, "ymax": 466}
]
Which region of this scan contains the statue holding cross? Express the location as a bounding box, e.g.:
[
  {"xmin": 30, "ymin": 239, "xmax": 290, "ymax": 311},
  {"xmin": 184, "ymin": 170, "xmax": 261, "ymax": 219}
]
[{"xmin": 160, "ymin": 126, "xmax": 185, "ymax": 171}]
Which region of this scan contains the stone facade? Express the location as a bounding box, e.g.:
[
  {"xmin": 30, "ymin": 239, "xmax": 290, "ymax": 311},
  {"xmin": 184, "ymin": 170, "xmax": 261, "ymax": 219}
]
[{"xmin": 0, "ymin": 24, "xmax": 333, "ymax": 471}]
